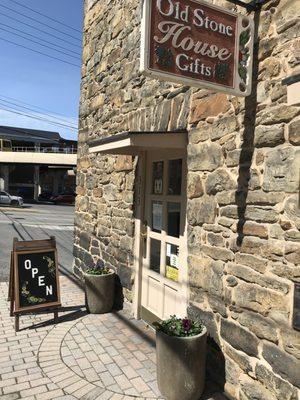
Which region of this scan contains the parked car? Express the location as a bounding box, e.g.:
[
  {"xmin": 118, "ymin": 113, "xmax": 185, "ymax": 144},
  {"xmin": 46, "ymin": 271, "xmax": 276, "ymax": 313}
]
[
  {"xmin": 0, "ymin": 191, "xmax": 23, "ymax": 206},
  {"xmin": 38, "ymin": 191, "xmax": 53, "ymax": 202},
  {"xmin": 17, "ymin": 187, "xmax": 34, "ymax": 200},
  {"xmin": 50, "ymin": 192, "xmax": 76, "ymax": 205},
  {"xmin": 0, "ymin": 139, "xmax": 12, "ymax": 151}
]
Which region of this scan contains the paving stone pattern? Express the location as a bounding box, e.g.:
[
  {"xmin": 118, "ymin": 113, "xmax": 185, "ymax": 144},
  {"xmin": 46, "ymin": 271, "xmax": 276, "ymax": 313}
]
[
  {"xmin": 0, "ymin": 276, "xmax": 85, "ymax": 400},
  {"xmin": 62, "ymin": 313, "xmax": 161, "ymax": 398},
  {"xmin": 0, "ymin": 275, "xmax": 226, "ymax": 400}
]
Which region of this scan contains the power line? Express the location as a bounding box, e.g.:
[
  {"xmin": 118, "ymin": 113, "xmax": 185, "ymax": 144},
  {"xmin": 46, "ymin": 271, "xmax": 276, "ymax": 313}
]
[
  {"xmin": 0, "ymin": 108, "xmax": 78, "ymax": 132},
  {"xmin": 0, "ymin": 26, "xmax": 81, "ymax": 61},
  {"xmin": 9, "ymin": 0, "xmax": 82, "ymax": 34},
  {"xmin": 0, "ymin": 97, "xmax": 78, "ymax": 127},
  {"xmin": 0, "ymin": 105, "xmax": 78, "ymax": 131},
  {"xmin": 0, "ymin": 3, "xmax": 81, "ymax": 42},
  {"xmin": 0, "ymin": 94, "xmax": 78, "ymax": 124},
  {"xmin": 0, "ymin": 11, "xmax": 82, "ymax": 49},
  {"xmin": 0, "ymin": 36, "xmax": 81, "ymax": 68},
  {"xmin": 0, "ymin": 21, "xmax": 81, "ymax": 56},
  {"xmin": 0, "ymin": 102, "xmax": 77, "ymax": 130}
]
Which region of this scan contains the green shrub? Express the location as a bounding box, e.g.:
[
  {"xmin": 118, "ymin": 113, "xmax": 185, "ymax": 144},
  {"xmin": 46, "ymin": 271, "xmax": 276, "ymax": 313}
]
[
  {"xmin": 86, "ymin": 259, "xmax": 111, "ymax": 275},
  {"xmin": 154, "ymin": 315, "xmax": 204, "ymax": 337}
]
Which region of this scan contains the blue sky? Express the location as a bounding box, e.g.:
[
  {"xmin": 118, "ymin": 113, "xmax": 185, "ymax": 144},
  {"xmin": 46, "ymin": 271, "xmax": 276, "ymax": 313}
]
[{"xmin": 0, "ymin": 0, "xmax": 83, "ymax": 140}]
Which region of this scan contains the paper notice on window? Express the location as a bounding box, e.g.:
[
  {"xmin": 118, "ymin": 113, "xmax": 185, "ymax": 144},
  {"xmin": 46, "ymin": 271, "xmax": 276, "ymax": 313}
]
[
  {"xmin": 152, "ymin": 202, "xmax": 162, "ymax": 232},
  {"xmin": 154, "ymin": 179, "xmax": 163, "ymax": 194},
  {"xmin": 166, "ymin": 243, "xmax": 172, "ymax": 257},
  {"xmin": 170, "ymin": 254, "xmax": 179, "ymax": 268},
  {"xmin": 166, "ymin": 265, "xmax": 179, "ymax": 282}
]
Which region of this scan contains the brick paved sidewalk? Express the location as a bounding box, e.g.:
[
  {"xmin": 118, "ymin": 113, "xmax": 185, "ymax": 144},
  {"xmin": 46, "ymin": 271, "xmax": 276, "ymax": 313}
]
[{"xmin": 0, "ymin": 275, "xmax": 227, "ymax": 400}]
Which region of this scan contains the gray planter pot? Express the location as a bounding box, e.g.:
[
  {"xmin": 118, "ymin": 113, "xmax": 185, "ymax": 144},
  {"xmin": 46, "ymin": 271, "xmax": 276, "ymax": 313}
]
[
  {"xmin": 156, "ymin": 327, "xmax": 207, "ymax": 400},
  {"xmin": 84, "ymin": 271, "xmax": 115, "ymax": 314}
]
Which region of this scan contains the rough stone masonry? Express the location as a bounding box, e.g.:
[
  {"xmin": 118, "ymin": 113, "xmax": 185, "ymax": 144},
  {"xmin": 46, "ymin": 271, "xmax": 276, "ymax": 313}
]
[{"xmin": 74, "ymin": 0, "xmax": 300, "ymax": 399}]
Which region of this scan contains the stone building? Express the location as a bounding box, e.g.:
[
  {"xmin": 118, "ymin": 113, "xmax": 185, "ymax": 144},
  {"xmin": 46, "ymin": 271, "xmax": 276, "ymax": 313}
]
[{"xmin": 74, "ymin": 0, "xmax": 300, "ymax": 398}]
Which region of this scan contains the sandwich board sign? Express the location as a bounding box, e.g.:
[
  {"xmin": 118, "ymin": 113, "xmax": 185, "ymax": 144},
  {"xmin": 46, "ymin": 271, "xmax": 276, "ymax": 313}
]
[
  {"xmin": 8, "ymin": 237, "xmax": 61, "ymax": 331},
  {"xmin": 140, "ymin": 0, "xmax": 254, "ymax": 96}
]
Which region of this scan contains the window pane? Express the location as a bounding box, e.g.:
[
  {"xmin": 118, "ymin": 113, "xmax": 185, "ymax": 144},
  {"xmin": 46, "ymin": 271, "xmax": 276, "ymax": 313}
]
[
  {"xmin": 167, "ymin": 202, "xmax": 180, "ymax": 238},
  {"xmin": 293, "ymin": 283, "xmax": 300, "ymax": 330},
  {"xmin": 152, "ymin": 161, "xmax": 164, "ymax": 194},
  {"xmin": 168, "ymin": 159, "xmax": 182, "ymax": 195},
  {"xmin": 166, "ymin": 243, "xmax": 179, "ymax": 282},
  {"xmin": 152, "ymin": 201, "xmax": 162, "ymax": 233},
  {"xmin": 150, "ymin": 239, "xmax": 161, "ymax": 274}
]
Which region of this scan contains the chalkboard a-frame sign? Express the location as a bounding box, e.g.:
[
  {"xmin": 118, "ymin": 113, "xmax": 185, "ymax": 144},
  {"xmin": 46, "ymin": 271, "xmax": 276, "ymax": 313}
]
[{"xmin": 9, "ymin": 237, "xmax": 61, "ymax": 331}]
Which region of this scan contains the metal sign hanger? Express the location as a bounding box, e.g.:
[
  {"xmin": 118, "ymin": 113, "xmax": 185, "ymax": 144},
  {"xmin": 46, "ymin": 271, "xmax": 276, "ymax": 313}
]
[{"xmin": 225, "ymin": 0, "xmax": 273, "ymax": 12}]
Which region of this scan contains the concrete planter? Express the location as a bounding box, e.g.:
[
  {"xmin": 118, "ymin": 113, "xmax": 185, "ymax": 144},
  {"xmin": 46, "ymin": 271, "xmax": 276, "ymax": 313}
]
[
  {"xmin": 156, "ymin": 327, "xmax": 207, "ymax": 400},
  {"xmin": 84, "ymin": 271, "xmax": 115, "ymax": 314}
]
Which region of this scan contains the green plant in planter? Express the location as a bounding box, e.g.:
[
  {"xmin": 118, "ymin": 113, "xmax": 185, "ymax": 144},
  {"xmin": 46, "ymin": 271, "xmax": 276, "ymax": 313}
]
[
  {"xmin": 155, "ymin": 315, "xmax": 207, "ymax": 399},
  {"xmin": 86, "ymin": 259, "xmax": 111, "ymax": 275},
  {"xmin": 154, "ymin": 315, "xmax": 204, "ymax": 337},
  {"xmin": 84, "ymin": 259, "xmax": 115, "ymax": 314}
]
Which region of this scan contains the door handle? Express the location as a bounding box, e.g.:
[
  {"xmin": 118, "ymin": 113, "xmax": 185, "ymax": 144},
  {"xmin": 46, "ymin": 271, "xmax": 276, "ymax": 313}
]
[
  {"xmin": 141, "ymin": 221, "xmax": 147, "ymax": 239},
  {"xmin": 141, "ymin": 221, "xmax": 147, "ymax": 259}
]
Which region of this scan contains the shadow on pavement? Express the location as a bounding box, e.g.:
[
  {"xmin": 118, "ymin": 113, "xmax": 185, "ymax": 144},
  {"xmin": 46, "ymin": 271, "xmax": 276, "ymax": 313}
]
[
  {"xmin": 59, "ymin": 262, "xmax": 84, "ymax": 291},
  {"xmin": 20, "ymin": 306, "xmax": 87, "ymax": 331}
]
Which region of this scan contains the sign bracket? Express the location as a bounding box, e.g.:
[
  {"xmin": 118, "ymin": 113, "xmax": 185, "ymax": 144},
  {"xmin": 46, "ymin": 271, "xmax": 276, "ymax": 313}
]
[{"xmin": 225, "ymin": 0, "xmax": 272, "ymax": 12}]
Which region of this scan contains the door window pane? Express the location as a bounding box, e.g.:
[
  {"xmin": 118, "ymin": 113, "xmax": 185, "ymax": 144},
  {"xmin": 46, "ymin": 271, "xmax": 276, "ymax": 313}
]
[
  {"xmin": 152, "ymin": 201, "xmax": 163, "ymax": 233},
  {"xmin": 152, "ymin": 161, "xmax": 164, "ymax": 194},
  {"xmin": 150, "ymin": 239, "xmax": 161, "ymax": 274},
  {"xmin": 167, "ymin": 202, "xmax": 180, "ymax": 238},
  {"xmin": 168, "ymin": 159, "xmax": 182, "ymax": 195},
  {"xmin": 166, "ymin": 243, "xmax": 179, "ymax": 282}
]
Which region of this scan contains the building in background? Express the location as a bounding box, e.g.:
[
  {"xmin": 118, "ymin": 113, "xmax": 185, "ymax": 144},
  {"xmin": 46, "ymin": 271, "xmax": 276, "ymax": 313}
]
[
  {"xmin": 0, "ymin": 125, "xmax": 77, "ymax": 200},
  {"xmin": 74, "ymin": 0, "xmax": 300, "ymax": 399}
]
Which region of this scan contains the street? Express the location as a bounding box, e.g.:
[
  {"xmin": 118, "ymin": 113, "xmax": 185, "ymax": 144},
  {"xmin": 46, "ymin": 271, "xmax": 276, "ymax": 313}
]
[{"xmin": 0, "ymin": 204, "xmax": 75, "ymax": 281}]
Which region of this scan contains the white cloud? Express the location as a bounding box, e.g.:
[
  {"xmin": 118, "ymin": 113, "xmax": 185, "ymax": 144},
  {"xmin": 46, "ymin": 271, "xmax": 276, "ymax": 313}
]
[{"xmin": 0, "ymin": 109, "xmax": 78, "ymax": 141}]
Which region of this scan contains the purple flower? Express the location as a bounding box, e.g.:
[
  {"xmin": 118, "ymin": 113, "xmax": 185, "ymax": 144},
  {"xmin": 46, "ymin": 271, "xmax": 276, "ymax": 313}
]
[
  {"xmin": 96, "ymin": 259, "xmax": 105, "ymax": 270},
  {"xmin": 182, "ymin": 318, "xmax": 192, "ymax": 332}
]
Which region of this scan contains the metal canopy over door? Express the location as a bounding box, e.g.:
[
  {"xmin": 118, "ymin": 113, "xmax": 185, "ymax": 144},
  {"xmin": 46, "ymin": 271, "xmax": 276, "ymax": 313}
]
[{"xmin": 140, "ymin": 149, "xmax": 188, "ymax": 324}]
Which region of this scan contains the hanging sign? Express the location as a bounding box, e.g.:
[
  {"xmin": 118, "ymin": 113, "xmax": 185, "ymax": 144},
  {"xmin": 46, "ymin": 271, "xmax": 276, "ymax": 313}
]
[
  {"xmin": 140, "ymin": 0, "xmax": 254, "ymax": 96},
  {"xmin": 8, "ymin": 237, "xmax": 61, "ymax": 331}
]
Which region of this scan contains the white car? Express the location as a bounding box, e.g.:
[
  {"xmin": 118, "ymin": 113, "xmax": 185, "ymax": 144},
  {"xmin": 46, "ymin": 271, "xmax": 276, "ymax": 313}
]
[{"xmin": 0, "ymin": 191, "xmax": 23, "ymax": 206}]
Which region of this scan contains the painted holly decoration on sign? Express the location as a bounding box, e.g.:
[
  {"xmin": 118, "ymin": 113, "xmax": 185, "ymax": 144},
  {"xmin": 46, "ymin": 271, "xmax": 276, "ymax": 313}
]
[
  {"xmin": 238, "ymin": 29, "xmax": 251, "ymax": 84},
  {"xmin": 215, "ymin": 63, "xmax": 229, "ymax": 81},
  {"xmin": 155, "ymin": 45, "xmax": 173, "ymax": 67}
]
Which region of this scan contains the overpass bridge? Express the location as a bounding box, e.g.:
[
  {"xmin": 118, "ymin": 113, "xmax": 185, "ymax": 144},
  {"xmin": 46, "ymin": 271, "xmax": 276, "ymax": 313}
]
[
  {"xmin": 0, "ymin": 147, "xmax": 77, "ymax": 201},
  {"xmin": 0, "ymin": 146, "xmax": 77, "ymax": 166},
  {"xmin": 0, "ymin": 125, "xmax": 77, "ymax": 201}
]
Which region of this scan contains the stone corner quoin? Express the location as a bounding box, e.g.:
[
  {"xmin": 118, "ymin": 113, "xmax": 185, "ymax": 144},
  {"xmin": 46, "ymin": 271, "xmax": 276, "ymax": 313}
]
[{"xmin": 75, "ymin": 0, "xmax": 300, "ymax": 399}]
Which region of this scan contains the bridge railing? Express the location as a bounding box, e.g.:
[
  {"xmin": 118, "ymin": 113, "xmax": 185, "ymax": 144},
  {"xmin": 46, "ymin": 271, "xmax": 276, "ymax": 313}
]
[{"xmin": 11, "ymin": 146, "xmax": 77, "ymax": 154}]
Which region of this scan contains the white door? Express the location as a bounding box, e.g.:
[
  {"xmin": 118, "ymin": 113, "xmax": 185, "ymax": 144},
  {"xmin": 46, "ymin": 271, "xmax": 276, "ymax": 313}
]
[{"xmin": 140, "ymin": 150, "xmax": 188, "ymax": 323}]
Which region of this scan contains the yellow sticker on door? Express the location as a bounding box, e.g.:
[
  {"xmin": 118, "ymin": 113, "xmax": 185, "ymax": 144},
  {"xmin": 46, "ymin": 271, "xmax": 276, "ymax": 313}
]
[{"xmin": 166, "ymin": 265, "xmax": 179, "ymax": 282}]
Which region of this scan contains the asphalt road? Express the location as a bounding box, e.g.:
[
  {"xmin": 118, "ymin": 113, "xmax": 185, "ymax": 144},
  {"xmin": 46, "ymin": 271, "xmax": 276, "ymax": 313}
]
[{"xmin": 0, "ymin": 204, "xmax": 75, "ymax": 281}]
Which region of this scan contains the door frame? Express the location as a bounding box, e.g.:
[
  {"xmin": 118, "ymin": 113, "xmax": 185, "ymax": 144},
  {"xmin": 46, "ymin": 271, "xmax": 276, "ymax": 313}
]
[
  {"xmin": 132, "ymin": 151, "xmax": 147, "ymax": 319},
  {"xmin": 132, "ymin": 149, "xmax": 188, "ymax": 320}
]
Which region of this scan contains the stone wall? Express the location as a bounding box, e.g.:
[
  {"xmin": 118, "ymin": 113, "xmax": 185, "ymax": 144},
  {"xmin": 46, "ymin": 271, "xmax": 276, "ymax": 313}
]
[
  {"xmin": 75, "ymin": 0, "xmax": 300, "ymax": 398},
  {"xmin": 74, "ymin": 0, "xmax": 193, "ymax": 299}
]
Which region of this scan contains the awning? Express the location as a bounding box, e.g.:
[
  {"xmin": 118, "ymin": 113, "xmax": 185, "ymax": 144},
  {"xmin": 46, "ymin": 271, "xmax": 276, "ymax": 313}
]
[{"xmin": 88, "ymin": 131, "xmax": 188, "ymax": 155}]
